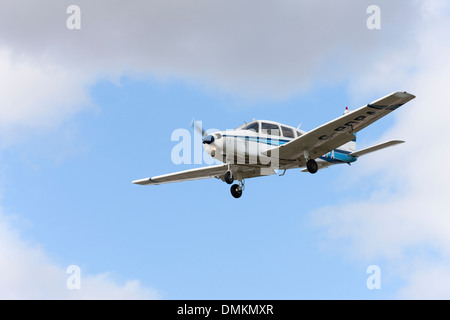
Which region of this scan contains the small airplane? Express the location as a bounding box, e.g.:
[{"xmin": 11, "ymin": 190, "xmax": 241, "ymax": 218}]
[{"xmin": 133, "ymin": 91, "xmax": 415, "ymax": 198}]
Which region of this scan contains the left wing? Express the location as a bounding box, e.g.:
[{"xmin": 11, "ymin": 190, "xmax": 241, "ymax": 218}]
[
  {"xmin": 265, "ymin": 91, "xmax": 415, "ymax": 162},
  {"xmin": 133, "ymin": 164, "xmax": 228, "ymax": 185},
  {"xmin": 132, "ymin": 164, "xmax": 276, "ymax": 185}
]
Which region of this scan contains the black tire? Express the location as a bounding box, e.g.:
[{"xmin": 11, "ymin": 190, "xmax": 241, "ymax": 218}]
[
  {"xmin": 230, "ymin": 184, "xmax": 242, "ymax": 198},
  {"xmin": 306, "ymin": 159, "xmax": 318, "ymax": 174},
  {"xmin": 224, "ymin": 171, "xmax": 234, "ymax": 184}
]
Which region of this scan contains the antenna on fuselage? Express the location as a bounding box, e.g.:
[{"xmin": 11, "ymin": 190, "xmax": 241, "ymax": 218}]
[{"xmin": 297, "ymin": 123, "xmax": 302, "ymax": 129}]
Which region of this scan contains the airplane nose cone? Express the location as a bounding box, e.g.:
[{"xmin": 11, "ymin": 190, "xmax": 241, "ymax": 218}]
[{"xmin": 202, "ymin": 135, "xmax": 215, "ymax": 144}]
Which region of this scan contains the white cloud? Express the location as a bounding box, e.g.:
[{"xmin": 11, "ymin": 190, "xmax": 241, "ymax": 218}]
[
  {"xmin": 397, "ymin": 264, "xmax": 450, "ymax": 299},
  {"xmin": 312, "ymin": 0, "xmax": 450, "ymax": 299},
  {"xmin": 0, "ymin": 0, "xmax": 425, "ymax": 142},
  {"xmin": 0, "ymin": 212, "xmax": 158, "ymax": 299},
  {"xmin": 0, "ymin": 51, "xmax": 86, "ymax": 126},
  {"xmin": 0, "ymin": 49, "xmax": 93, "ymax": 145},
  {"xmin": 0, "ymin": 0, "xmax": 425, "ymax": 103}
]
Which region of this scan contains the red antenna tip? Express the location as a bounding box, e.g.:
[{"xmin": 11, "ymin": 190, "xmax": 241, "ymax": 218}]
[{"xmin": 345, "ymin": 107, "xmax": 348, "ymax": 110}]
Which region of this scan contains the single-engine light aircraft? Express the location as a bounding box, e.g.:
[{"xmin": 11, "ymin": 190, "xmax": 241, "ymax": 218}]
[{"xmin": 133, "ymin": 91, "xmax": 415, "ymax": 198}]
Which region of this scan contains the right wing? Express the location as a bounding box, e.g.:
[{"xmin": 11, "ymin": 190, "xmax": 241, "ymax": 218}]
[{"xmin": 264, "ymin": 91, "xmax": 415, "ymax": 162}]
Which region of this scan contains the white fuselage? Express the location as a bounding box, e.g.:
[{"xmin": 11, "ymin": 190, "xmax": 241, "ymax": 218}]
[{"xmin": 202, "ymin": 120, "xmax": 357, "ymax": 170}]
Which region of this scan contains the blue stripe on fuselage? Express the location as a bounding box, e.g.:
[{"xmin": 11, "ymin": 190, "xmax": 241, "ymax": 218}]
[
  {"xmin": 222, "ymin": 134, "xmax": 357, "ymax": 162},
  {"xmin": 222, "ymin": 134, "xmax": 291, "ymax": 146}
]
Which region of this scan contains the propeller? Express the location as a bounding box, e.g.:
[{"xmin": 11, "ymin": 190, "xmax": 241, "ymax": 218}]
[
  {"xmin": 190, "ymin": 119, "xmax": 215, "ymax": 144},
  {"xmin": 190, "ymin": 118, "xmax": 206, "ymax": 137}
]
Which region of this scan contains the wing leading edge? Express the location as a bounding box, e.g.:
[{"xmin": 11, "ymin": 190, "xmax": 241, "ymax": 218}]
[
  {"xmin": 133, "ymin": 164, "xmax": 228, "ymax": 185},
  {"xmin": 132, "ymin": 164, "xmax": 277, "ymax": 186}
]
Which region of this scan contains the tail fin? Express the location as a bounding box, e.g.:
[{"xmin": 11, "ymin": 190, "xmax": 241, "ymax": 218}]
[{"xmin": 340, "ymin": 135, "xmax": 357, "ymax": 153}]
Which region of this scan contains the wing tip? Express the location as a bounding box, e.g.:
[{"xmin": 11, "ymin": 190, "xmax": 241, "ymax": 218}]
[
  {"xmin": 132, "ymin": 177, "xmax": 152, "ymax": 185},
  {"xmin": 394, "ymin": 91, "xmax": 416, "ymax": 100}
]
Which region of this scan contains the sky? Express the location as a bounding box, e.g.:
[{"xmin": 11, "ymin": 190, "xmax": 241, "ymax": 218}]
[{"xmin": 0, "ymin": 0, "xmax": 450, "ymax": 299}]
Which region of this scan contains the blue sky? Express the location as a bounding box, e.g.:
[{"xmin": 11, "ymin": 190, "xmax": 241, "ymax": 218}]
[
  {"xmin": 1, "ymin": 0, "xmax": 450, "ymax": 299},
  {"xmin": 0, "ymin": 78, "xmax": 400, "ymax": 299}
]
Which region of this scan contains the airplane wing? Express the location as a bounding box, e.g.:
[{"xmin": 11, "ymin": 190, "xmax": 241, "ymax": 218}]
[
  {"xmin": 132, "ymin": 164, "xmax": 276, "ymax": 185},
  {"xmin": 264, "ymin": 91, "xmax": 415, "ymax": 162},
  {"xmin": 132, "ymin": 164, "xmax": 228, "ymax": 185}
]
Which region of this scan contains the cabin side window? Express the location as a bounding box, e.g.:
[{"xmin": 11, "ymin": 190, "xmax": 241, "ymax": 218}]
[
  {"xmin": 281, "ymin": 126, "xmax": 295, "ymax": 138},
  {"xmin": 261, "ymin": 122, "xmax": 281, "ymax": 136}
]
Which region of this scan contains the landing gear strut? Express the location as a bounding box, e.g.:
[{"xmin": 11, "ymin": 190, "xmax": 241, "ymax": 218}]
[
  {"xmin": 230, "ymin": 180, "xmax": 244, "ymax": 198},
  {"xmin": 306, "ymin": 159, "xmax": 318, "ymax": 174}
]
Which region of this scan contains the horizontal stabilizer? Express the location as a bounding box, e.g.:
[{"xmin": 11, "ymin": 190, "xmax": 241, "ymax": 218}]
[{"xmin": 349, "ymin": 140, "xmax": 404, "ymax": 158}]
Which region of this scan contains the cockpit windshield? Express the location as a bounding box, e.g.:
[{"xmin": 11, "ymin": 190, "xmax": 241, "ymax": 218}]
[{"xmin": 236, "ymin": 121, "xmax": 259, "ymax": 133}]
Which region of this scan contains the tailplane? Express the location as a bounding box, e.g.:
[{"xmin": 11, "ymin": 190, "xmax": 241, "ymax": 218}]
[{"xmin": 349, "ymin": 140, "xmax": 404, "ymax": 158}]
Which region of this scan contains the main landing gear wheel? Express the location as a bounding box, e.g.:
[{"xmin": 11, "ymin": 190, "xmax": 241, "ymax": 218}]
[
  {"xmin": 224, "ymin": 171, "xmax": 234, "ymax": 184},
  {"xmin": 230, "ymin": 184, "xmax": 243, "ymax": 198},
  {"xmin": 306, "ymin": 159, "xmax": 318, "ymax": 174}
]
